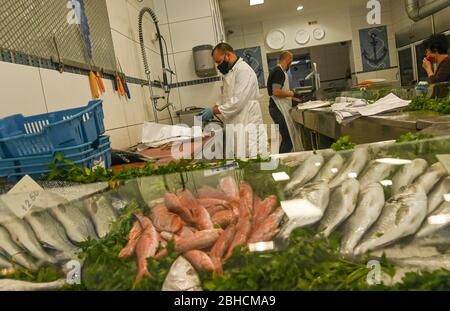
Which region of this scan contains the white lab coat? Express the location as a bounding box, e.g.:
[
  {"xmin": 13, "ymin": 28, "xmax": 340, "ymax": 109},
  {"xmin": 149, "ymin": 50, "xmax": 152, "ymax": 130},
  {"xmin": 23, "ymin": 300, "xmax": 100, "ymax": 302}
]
[{"xmin": 217, "ymin": 58, "xmax": 267, "ymax": 158}]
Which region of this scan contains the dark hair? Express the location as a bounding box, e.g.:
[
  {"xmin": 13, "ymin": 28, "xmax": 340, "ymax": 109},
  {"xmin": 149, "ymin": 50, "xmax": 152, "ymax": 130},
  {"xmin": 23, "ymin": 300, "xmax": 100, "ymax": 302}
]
[
  {"xmin": 212, "ymin": 43, "xmax": 234, "ymax": 56},
  {"xmin": 423, "ymin": 34, "xmax": 449, "ymax": 54}
]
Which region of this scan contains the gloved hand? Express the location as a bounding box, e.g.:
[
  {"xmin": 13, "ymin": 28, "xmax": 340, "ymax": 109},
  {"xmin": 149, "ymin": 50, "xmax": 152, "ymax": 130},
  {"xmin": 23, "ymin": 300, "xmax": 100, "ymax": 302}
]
[{"xmin": 200, "ymin": 107, "xmax": 214, "ymax": 122}]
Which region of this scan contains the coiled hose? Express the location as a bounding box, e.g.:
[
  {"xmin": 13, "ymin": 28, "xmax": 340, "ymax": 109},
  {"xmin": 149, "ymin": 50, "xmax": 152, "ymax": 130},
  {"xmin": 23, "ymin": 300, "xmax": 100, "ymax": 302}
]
[{"xmin": 138, "ymin": 7, "xmax": 173, "ymax": 123}]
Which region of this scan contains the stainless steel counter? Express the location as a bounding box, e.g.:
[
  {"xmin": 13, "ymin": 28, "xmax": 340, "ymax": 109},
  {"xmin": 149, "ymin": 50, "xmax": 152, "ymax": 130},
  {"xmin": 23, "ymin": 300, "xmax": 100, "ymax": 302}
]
[{"xmin": 291, "ymin": 108, "xmax": 448, "ymax": 145}]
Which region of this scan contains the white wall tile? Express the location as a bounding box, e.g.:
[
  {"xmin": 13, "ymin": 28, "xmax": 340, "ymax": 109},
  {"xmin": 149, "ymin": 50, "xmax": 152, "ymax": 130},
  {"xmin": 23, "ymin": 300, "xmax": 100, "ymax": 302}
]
[
  {"xmin": 165, "ymin": 0, "xmax": 212, "ymax": 23},
  {"xmin": 227, "ymin": 35, "xmax": 245, "ymax": 49},
  {"xmin": 173, "ymin": 51, "xmax": 198, "ymax": 82},
  {"xmin": 127, "ymin": 0, "xmax": 154, "ymax": 12},
  {"xmin": 123, "ymin": 84, "xmax": 148, "ymax": 126},
  {"xmin": 39, "ymin": 68, "xmax": 92, "ymax": 112},
  {"xmin": 99, "ymin": 79, "xmax": 128, "ymax": 130},
  {"xmin": 242, "ymin": 23, "xmax": 263, "ymax": 35},
  {"xmin": 106, "ymin": 0, "xmax": 132, "ymax": 38},
  {"xmin": 127, "ymin": 124, "xmax": 143, "ymax": 146},
  {"xmin": 106, "ymin": 127, "xmax": 131, "ymax": 150},
  {"xmin": 153, "ymin": 0, "xmax": 168, "ymax": 25},
  {"xmin": 178, "ymin": 82, "xmax": 222, "ymax": 109},
  {"xmin": 112, "ymin": 30, "xmax": 141, "ymax": 79},
  {"xmin": 226, "ymin": 25, "xmax": 243, "ymax": 38},
  {"xmin": 0, "ymin": 62, "xmax": 47, "ymax": 118},
  {"xmin": 170, "ymin": 17, "xmax": 215, "ymax": 53}
]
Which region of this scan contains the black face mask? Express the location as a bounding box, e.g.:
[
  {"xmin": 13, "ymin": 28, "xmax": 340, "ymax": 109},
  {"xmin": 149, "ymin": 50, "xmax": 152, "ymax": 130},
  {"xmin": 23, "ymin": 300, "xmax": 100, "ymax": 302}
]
[{"xmin": 217, "ymin": 57, "xmax": 231, "ymax": 75}]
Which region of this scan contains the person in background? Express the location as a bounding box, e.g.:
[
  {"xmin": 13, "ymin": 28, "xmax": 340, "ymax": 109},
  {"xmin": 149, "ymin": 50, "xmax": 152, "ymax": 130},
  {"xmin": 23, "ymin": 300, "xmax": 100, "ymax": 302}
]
[
  {"xmin": 267, "ymin": 51, "xmax": 303, "ymax": 154},
  {"xmin": 422, "ymin": 34, "xmax": 450, "ymax": 84},
  {"xmin": 200, "ymin": 43, "xmax": 267, "ymax": 158}
]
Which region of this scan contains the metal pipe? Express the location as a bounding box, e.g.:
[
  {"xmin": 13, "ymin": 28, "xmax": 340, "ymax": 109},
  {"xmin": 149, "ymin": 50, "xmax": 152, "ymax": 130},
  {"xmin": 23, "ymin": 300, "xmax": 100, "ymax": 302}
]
[{"xmin": 405, "ymin": 0, "xmax": 450, "ymax": 22}]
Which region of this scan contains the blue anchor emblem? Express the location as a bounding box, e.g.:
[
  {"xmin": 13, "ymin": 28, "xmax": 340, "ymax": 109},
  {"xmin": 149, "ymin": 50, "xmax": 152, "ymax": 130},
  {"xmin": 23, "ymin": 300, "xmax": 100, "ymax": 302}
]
[{"xmin": 362, "ymin": 32, "xmax": 388, "ymax": 66}]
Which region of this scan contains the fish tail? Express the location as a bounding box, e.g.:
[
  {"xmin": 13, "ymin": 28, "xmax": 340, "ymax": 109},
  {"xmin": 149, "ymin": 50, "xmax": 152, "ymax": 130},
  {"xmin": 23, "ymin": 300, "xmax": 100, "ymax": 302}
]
[{"xmin": 133, "ymin": 268, "xmax": 151, "ymax": 288}]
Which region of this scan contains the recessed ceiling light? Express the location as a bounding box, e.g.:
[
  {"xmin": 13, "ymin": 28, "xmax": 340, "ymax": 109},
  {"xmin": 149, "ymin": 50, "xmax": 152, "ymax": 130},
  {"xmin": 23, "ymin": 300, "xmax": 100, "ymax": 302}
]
[
  {"xmin": 297, "ymin": 5, "xmax": 304, "ymax": 11},
  {"xmin": 250, "ymin": 0, "xmax": 264, "ymax": 6}
]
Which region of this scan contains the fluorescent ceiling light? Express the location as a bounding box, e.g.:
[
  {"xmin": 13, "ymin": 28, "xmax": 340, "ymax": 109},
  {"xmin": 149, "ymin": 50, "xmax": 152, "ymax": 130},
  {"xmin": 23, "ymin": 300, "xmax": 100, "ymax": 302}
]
[
  {"xmin": 297, "ymin": 5, "xmax": 304, "ymax": 11},
  {"xmin": 250, "ymin": 0, "xmax": 264, "ymax": 5}
]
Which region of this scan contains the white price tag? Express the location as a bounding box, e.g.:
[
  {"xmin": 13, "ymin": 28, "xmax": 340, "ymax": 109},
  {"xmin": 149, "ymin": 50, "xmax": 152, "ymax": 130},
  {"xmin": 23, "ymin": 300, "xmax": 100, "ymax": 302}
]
[{"xmin": 272, "ymin": 172, "xmax": 290, "ymax": 182}]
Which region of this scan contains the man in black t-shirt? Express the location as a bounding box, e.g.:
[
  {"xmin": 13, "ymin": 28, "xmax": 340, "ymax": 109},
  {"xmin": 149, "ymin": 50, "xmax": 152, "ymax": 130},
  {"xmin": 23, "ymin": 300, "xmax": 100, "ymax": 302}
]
[{"xmin": 267, "ymin": 51, "xmax": 299, "ymax": 153}]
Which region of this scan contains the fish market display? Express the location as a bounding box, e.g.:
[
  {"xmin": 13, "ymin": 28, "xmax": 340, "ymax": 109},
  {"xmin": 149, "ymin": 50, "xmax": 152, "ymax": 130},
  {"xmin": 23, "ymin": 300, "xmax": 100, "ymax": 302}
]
[
  {"xmin": 340, "ymin": 183, "xmax": 385, "ymax": 254},
  {"xmin": 355, "ymin": 185, "xmax": 428, "ymax": 255},
  {"xmin": 318, "ymin": 179, "xmax": 360, "ymax": 238},
  {"xmin": 24, "ymin": 210, "xmax": 77, "ymax": 256},
  {"xmin": 85, "ymin": 196, "xmax": 118, "ymax": 238},
  {"xmin": 312, "ymin": 154, "xmax": 344, "ymax": 183},
  {"xmin": 118, "ymin": 177, "xmax": 286, "ymax": 284},
  {"xmin": 427, "ymin": 177, "xmax": 450, "ymax": 215},
  {"xmin": 285, "ymin": 154, "xmax": 324, "ymax": 194},
  {"xmin": 0, "ymin": 279, "xmax": 65, "ymax": 291},
  {"xmin": 1, "ymin": 216, "xmax": 56, "ymax": 264},
  {"xmin": 358, "ymin": 161, "xmax": 397, "ymax": 188},
  {"xmin": 327, "ymin": 148, "xmax": 369, "ymax": 189},
  {"xmin": 0, "ymin": 226, "xmax": 37, "ymax": 270},
  {"xmin": 50, "ymin": 201, "xmax": 98, "ymax": 243},
  {"xmin": 391, "ymin": 159, "xmax": 428, "ymax": 196},
  {"xmin": 0, "ymin": 254, "xmax": 12, "ymax": 269},
  {"xmin": 415, "ymin": 201, "xmax": 450, "ymax": 239},
  {"xmin": 391, "ymin": 255, "xmax": 450, "ymax": 272},
  {"xmin": 290, "ymin": 181, "xmax": 330, "ymax": 212},
  {"xmin": 413, "ymin": 162, "xmax": 447, "ymax": 194}
]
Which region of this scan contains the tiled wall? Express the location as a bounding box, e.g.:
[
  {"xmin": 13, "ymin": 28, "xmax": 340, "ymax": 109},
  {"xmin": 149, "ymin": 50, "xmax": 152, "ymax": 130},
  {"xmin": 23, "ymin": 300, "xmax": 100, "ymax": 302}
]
[
  {"xmin": 0, "ymin": 0, "xmax": 226, "ymax": 151},
  {"xmin": 349, "ymin": 0, "xmax": 400, "ymax": 84},
  {"xmin": 225, "ymin": 0, "xmax": 404, "ymax": 91},
  {"xmin": 153, "ymin": 0, "xmax": 223, "ymax": 114}
]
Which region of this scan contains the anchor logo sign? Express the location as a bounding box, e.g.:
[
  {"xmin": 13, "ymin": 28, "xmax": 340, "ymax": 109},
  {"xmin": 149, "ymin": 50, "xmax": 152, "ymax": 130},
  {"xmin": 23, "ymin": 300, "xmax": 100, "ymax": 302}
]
[{"xmin": 362, "ymin": 29, "xmax": 388, "ymax": 69}]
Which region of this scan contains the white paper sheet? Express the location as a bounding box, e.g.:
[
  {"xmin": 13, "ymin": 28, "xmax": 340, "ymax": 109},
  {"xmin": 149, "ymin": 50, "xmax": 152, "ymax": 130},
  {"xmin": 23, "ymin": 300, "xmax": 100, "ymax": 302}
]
[{"xmin": 356, "ymin": 93, "xmax": 410, "ymax": 117}]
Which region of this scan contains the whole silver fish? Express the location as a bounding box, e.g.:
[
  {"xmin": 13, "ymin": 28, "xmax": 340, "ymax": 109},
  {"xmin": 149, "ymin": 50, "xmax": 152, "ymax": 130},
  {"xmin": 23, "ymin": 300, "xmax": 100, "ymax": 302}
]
[
  {"xmin": 25, "ymin": 210, "xmax": 77, "ymax": 254},
  {"xmin": 412, "ymin": 225, "xmax": 450, "ymax": 248},
  {"xmin": 85, "ymin": 196, "xmax": 117, "ymax": 238},
  {"xmin": 1, "ymin": 217, "xmax": 56, "ymax": 264},
  {"xmin": 50, "ymin": 201, "xmax": 98, "ymax": 244},
  {"xmin": 415, "ymin": 201, "xmax": 450, "ymax": 239},
  {"xmin": 0, "ymin": 226, "xmax": 37, "ymax": 270},
  {"xmin": 318, "ymin": 179, "xmax": 360, "ymax": 238},
  {"xmin": 0, "ymin": 279, "xmax": 65, "ymax": 291},
  {"xmin": 291, "ymin": 181, "xmax": 330, "ymax": 212},
  {"xmin": 427, "ymin": 177, "xmax": 450, "ymax": 215},
  {"xmin": 358, "ymin": 161, "xmax": 397, "ymax": 188},
  {"xmin": 391, "ymin": 255, "xmax": 450, "ymax": 272},
  {"xmin": 340, "ymin": 183, "xmax": 385, "ymax": 255},
  {"xmin": 413, "ymin": 162, "xmax": 447, "ymax": 194},
  {"xmin": 391, "ymin": 159, "xmax": 428, "ymax": 196},
  {"xmin": 313, "ymin": 154, "xmax": 345, "ymax": 183},
  {"xmin": 355, "ymin": 185, "xmax": 428, "ymax": 255},
  {"xmin": 328, "ymin": 148, "xmax": 369, "ymax": 189},
  {"xmin": 0, "ymin": 253, "xmax": 12, "ymax": 268},
  {"xmin": 285, "ymin": 154, "xmax": 324, "ymax": 194}
]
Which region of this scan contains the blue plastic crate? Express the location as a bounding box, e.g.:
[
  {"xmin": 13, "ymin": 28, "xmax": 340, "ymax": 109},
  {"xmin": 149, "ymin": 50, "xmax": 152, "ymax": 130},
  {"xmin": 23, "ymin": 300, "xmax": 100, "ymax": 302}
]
[
  {"xmin": 0, "ymin": 100, "xmax": 105, "ymax": 158},
  {"xmin": 0, "ymin": 136, "xmax": 111, "ymax": 181}
]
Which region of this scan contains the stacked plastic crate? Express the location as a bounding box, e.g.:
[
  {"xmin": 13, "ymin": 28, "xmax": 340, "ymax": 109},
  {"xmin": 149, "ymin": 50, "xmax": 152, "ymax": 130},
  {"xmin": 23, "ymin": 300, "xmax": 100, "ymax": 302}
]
[{"xmin": 0, "ymin": 100, "xmax": 111, "ymax": 182}]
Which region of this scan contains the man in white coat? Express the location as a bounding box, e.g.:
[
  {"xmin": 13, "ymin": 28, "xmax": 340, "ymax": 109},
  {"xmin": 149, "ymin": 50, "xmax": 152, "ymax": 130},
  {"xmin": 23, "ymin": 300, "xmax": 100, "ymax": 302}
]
[{"xmin": 200, "ymin": 43, "xmax": 268, "ymax": 159}]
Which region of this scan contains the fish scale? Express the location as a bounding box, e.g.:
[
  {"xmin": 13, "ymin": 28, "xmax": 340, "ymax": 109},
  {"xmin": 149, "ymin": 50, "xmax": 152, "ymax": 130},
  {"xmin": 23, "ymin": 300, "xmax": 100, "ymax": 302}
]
[
  {"xmin": 0, "ymin": 226, "xmax": 36, "ymax": 270},
  {"xmin": 318, "ymin": 179, "xmax": 360, "ymax": 238},
  {"xmin": 340, "ymin": 183, "xmax": 385, "ymax": 255},
  {"xmin": 355, "ymin": 185, "xmax": 428, "ymax": 255},
  {"xmin": 285, "ymin": 154, "xmax": 324, "ymax": 194}
]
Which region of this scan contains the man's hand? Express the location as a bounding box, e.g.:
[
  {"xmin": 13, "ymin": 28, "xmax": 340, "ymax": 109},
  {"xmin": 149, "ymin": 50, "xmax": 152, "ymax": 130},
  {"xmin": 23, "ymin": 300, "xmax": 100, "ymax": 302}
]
[
  {"xmin": 200, "ymin": 107, "xmax": 214, "ymax": 122},
  {"xmin": 422, "ymin": 58, "xmax": 434, "ymax": 77}
]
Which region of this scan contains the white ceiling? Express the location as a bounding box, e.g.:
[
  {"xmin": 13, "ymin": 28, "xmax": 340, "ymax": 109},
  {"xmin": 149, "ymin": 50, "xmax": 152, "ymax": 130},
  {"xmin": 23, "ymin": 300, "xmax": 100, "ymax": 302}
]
[{"xmin": 219, "ymin": 0, "xmax": 368, "ymax": 26}]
